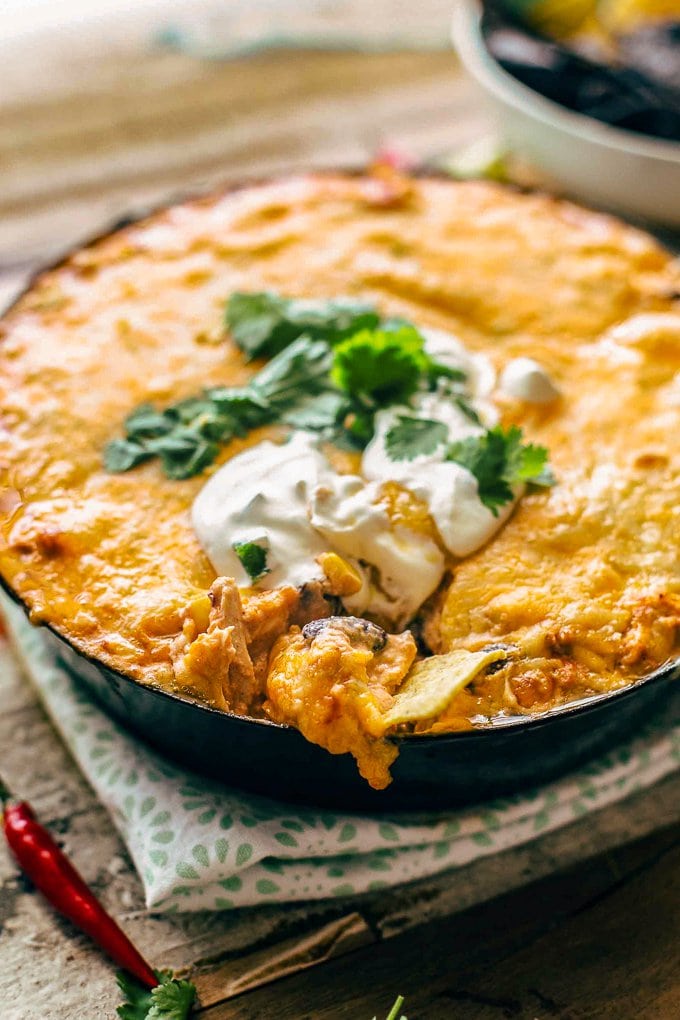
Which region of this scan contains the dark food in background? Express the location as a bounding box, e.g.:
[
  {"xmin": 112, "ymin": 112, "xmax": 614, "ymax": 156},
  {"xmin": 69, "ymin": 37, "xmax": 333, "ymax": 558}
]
[
  {"xmin": 482, "ymin": 5, "xmax": 680, "ymax": 142},
  {"xmin": 619, "ymin": 21, "xmax": 680, "ymax": 92}
]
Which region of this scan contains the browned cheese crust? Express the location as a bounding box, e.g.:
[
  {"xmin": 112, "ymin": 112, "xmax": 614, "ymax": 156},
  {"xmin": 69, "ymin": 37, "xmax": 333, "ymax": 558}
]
[{"xmin": 1, "ymin": 173, "xmax": 679, "ymax": 732}]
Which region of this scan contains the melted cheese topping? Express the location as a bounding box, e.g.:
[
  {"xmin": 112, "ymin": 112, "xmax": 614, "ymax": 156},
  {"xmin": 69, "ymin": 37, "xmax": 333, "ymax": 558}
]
[{"xmin": 0, "ymin": 174, "xmax": 679, "ymax": 729}]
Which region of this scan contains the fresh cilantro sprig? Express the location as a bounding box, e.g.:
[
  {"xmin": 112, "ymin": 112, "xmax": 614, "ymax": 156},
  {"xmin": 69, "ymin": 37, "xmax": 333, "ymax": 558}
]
[
  {"xmin": 331, "ymin": 325, "xmax": 429, "ymax": 406},
  {"xmin": 106, "ymin": 294, "xmax": 465, "ymax": 476},
  {"xmin": 105, "ymin": 337, "xmax": 333, "ymax": 479},
  {"xmin": 328, "ymin": 325, "xmax": 427, "ymax": 444},
  {"xmin": 384, "ymin": 416, "xmax": 449, "ymax": 460},
  {"xmin": 245, "ymin": 335, "xmax": 333, "ymax": 411},
  {"xmin": 329, "ymin": 324, "xmax": 469, "ymax": 446},
  {"xmin": 447, "ymin": 424, "xmax": 554, "ymax": 515},
  {"xmin": 232, "ymin": 540, "xmax": 269, "ymax": 583},
  {"xmin": 282, "ymin": 390, "xmax": 348, "ymax": 431},
  {"xmin": 116, "ymin": 970, "xmax": 196, "ymax": 1020},
  {"xmin": 106, "ymin": 291, "xmax": 512, "ymax": 480},
  {"xmin": 385, "ymin": 418, "xmax": 554, "ymax": 514},
  {"xmin": 226, "ymin": 291, "xmax": 379, "ymax": 360}
]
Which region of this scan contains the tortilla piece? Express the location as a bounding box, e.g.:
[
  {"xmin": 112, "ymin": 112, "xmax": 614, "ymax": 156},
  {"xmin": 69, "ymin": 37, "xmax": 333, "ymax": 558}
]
[{"xmin": 383, "ymin": 646, "xmax": 511, "ymax": 728}]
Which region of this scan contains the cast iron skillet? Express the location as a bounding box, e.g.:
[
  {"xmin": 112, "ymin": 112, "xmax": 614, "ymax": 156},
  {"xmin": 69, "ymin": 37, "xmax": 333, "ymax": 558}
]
[
  {"xmin": 1, "ymin": 179, "xmax": 679, "ymax": 811},
  {"xmin": 45, "ymin": 622, "xmax": 680, "ymax": 810}
]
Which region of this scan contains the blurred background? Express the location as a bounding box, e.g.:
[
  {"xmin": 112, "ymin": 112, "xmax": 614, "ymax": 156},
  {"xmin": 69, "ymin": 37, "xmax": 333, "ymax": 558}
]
[
  {"xmin": 0, "ymin": 1, "xmax": 462, "ymax": 277},
  {"xmin": 0, "ymin": 0, "xmax": 678, "ymax": 300}
]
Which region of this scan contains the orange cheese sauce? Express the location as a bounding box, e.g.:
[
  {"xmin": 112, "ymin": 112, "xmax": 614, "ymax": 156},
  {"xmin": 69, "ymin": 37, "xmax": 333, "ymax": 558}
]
[{"xmin": 0, "ymin": 174, "xmax": 679, "ymax": 721}]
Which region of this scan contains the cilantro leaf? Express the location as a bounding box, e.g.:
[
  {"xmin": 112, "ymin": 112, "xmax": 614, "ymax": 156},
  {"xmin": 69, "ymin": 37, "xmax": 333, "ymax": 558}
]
[
  {"xmin": 146, "ymin": 430, "xmax": 219, "ymax": 480},
  {"xmin": 225, "ymin": 291, "xmax": 379, "ymax": 360},
  {"xmin": 124, "ymin": 403, "xmax": 175, "ymax": 439},
  {"xmin": 148, "ymin": 978, "xmax": 196, "ymax": 1020},
  {"xmin": 107, "ymin": 338, "xmax": 333, "ymax": 479},
  {"xmin": 208, "ymin": 387, "xmax": 269, "ymax": 421},
  {"xmin": 116, "ymin": 970, "xmax": 154, "ymax": 1020},
  {"xmin": 506, "ymin": 435, "xmax": 556, "ymax": 487},
  {"xmin": 331, "ymin": 325, "xmax": 428, "ymax": 406},
  {"xmin": 282, "ymin": 296, "xmax": 379, "ymax": 343},
  {"xmin": 446, "ymin": 429, "xmax": 514, "ymax": 514},
  {"xmin": 116, "ymin": 970, "xmax": 196, "ymax": 1020},
  {"xmin": 233, "ymin": 540, "xmax": 269, "ymax": 583},
  {"xmin": 169, "ymin": 396, "xmax": 223, "ymax": 427},
  {"xmin": 104, "ymin": 439, "xmax": 152, "ymax": 473},
  {"xmin": 250, "ymin": 336, "xmax": 333, "ymax": 409},
  {"xmin": 446, "ymin": 425, "xmax": 554, "ymax": 516},
  {"xmin": 384, "ymin": 416, "xmax": 449, "ymax": 460},
  {"xmin": 281, "ymin": 390, "xmax": 347, "ymax": 430},
  {"xmin": 225, "ymin": 291, "xmax": 289, "ymax": 360}
]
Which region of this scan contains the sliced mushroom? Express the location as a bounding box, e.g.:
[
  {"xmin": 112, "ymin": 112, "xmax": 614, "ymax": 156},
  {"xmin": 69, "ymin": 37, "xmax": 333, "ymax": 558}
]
[{"xmin": 301, "ymin": 615, "xmax": 388, "ymax": 652}]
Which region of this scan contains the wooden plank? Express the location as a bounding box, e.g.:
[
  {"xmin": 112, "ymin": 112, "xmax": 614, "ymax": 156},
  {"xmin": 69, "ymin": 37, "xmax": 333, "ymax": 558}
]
[
  {"xmin": 201, "ymin": 826, "xmax": 680, "ymax": 1018},
  {"xmin": 192, "ymin": 913, "xmax": 374, "ymax": 1007},
  {"xmin": 437, "ymin": 836, "xmax": 680, "ymax": 1019}
]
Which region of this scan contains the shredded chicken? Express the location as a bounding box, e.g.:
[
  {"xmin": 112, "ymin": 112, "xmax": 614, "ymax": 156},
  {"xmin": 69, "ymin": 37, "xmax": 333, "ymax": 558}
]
[
  {"xmin": 172, "ymin": 578, "xmax": 334, "ymax": 713},
  {"xmin": 171, "ymin": 577, "xmax": 256, "ymax": 713}
]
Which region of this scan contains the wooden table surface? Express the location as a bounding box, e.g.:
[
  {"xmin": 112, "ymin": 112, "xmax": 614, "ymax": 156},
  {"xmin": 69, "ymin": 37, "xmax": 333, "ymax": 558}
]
[{"xmin": 0, "ymin": 36, "xmax": 678, "ymax": 1020}]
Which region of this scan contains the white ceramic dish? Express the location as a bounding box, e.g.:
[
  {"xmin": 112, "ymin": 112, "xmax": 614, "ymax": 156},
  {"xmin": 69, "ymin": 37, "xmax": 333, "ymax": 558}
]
[{"xmin": 451, "ymin": 0, "xmax": 680, "ymax": 228}]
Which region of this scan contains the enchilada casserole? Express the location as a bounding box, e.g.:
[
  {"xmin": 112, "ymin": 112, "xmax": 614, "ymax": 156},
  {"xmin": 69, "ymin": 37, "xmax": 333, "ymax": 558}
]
[{"xmin": 1, "ymin": 173, "xmax": 679, "ymax": 789}]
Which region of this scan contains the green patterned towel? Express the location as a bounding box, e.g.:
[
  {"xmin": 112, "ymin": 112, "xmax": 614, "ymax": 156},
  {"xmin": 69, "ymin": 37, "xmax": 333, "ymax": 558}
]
[{"xmin": 6, "ymin": 602, "xmax": 679, "ymax": 913}]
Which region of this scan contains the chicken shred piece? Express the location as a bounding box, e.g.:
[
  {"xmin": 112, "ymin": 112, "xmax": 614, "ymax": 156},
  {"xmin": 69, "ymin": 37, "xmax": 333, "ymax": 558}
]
[{"xmin": 171, "ymin": 577, "xmax": 256, "ymax": 713}]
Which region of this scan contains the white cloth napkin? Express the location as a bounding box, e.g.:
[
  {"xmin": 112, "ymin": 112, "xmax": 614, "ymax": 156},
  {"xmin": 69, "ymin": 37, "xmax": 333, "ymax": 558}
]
[{"xmin": 5, "ymin": 600, "xmax": 679, "ymax": 913}]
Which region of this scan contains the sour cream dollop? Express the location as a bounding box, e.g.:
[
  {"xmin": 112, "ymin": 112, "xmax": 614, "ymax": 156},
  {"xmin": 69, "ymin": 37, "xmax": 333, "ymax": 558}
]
[
  {"xmin": 192, "ymin": 431, "xmax": 443, "ymax": 625},
  {"xmin": 191, "ymin": 327, "xmax": 528, "ymax": 626},
  {"xmin": 191, "ymin": 432, "xmax": 329, "ymax": 590},
  {"xmin": 498, "ymin": 357, "xmax": 560, "ymax": 404},
  {"xmin": 362, "ymin": 398, "xmax": 514, "ymax": 559},
  {"xmin": 311, "ymin": 471, "xmax": 444, "ymax": 624}
]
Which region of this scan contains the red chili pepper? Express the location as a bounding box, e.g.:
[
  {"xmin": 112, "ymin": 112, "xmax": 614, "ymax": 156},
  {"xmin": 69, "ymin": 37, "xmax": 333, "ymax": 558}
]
[{"xmin": 0, "ymin": 777, "xmax": 158, "ymax": 989}]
